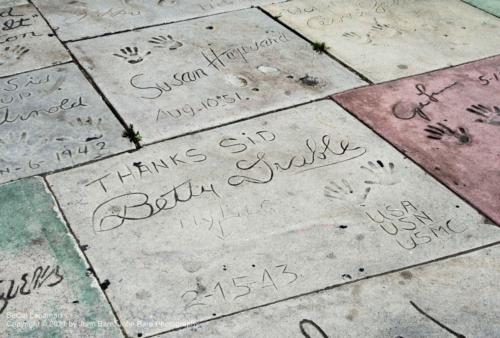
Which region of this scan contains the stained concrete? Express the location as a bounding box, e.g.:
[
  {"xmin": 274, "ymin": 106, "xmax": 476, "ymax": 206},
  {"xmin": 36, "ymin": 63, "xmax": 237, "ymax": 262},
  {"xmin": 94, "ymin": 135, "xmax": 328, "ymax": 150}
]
[
  {"xmin": 46, "ymin": 100, "xmax": 500, "ymax": 337},
  {"xmin": 335, "ymin": 55, "xmax": 500, "ymax": 226},
  {"xmin": 0, "ymin": 177, "xmax": 122, "ymax": 337},
  {"xmin": 68, "ymin": 9, "xmax": 365, "ymax": 145},
  {"xmin": 0, "ymin": 63, "xmax": 132, "ymax": 184},
  {"xmin": 0, "ymin": 3, "xmax": 70, "ymax": 77},
  {"xmin": 32, "ymin": 0, "xmax": 287, "ymax": 42},
  {"xmin": 264, "ymin": 0, "xmax": 500, "ymax": 82},
  {"xmin": 464, "ymin": 0, "xmax": 500, "ymax": 17},
  {"xmin": 164, "ymin": 245, "xmax": 500, "ymax": 338}
]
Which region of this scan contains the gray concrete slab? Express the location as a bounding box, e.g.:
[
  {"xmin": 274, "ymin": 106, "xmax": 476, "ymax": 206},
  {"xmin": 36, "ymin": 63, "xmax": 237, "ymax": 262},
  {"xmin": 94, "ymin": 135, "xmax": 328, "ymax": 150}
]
[
  {"xmin": 46, "ymin": 100, "xmax": 500, "ymax": 337},
  {"xmin": 0, "ymin": 3, "xmax": 70, "ymax": 77},
  {"xmin": 0, "ymin": 1, "xmax": 27, "ymax": 6},
  {"xmin": 0, "ymin": 63, "xmax": 133, "ymax": 184},
  {"xmin": 164, "ymin": 245, "xmax": 500, "ymax": 338},
  {"xmin": 0, "ymin": 177, "xmax": 122, "ymax": 337},
  {"xmin": 264, "ymin": 0, "xmax": 500, "ymax": 82},
  {"xmin": 32, "ymin": 0, "xmax": 288, "ymax": 42},
  {"xmin": 68, "ymin": 9, "xmax": 366, "ymax": 145}
]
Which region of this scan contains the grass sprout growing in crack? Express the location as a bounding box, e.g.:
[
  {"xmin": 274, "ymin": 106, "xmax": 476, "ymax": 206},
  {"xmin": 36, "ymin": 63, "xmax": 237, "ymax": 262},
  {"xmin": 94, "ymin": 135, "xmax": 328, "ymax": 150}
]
[
  {"xmin": 312, "ymin": 41, "xmax": 329, "ymax": 54},
  {"xmin": 122, "ymin": 124, "xmax": 142, "ymax": 147}
]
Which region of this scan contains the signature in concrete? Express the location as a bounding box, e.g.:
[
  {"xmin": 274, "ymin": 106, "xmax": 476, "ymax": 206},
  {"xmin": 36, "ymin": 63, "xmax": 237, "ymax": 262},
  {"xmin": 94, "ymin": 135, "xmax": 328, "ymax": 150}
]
[
  {"xmin": 409, "ymin": 300, "xmax": 466, "ymax": 338},
  {"xmin": 91, "ymin": 179, "xmax": 220, "ymax": 232},
  {"xmin": 391, "ymin": 82, "xmax": 459, "ymax": 121},
  {"xmin": 299, "ymin": 319, "xmax": 329, "ymax": 338},
  {"xmin": 0, "ymin": 265, "xmax": 64, "ymax": 315},
  {"xmin": 227, "ymin": 136, "xmax": 367, "ymax": 187}
]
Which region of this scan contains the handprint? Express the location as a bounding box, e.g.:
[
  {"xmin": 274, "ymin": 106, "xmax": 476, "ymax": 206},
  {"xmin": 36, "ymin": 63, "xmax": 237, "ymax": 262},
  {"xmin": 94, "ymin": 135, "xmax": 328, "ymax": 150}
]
[
  {"xmin": 324, "ymin": 179, "xmax": 371, "ymax": 204},
  {"xmin": 424, "ymin": 123, "xmax": 471, "ymax": 145},
  {"xmin": 148, "ymin": 35, "xmax": 183, "ymax": 50},
  {"xmin": 342, "ymin": 31, "xmax": 372, "ymax": 44},
  {"xmin": 466, "ymin": 104, "xmax": 500, "ymax": 126},
  {"xmin": 371, "ymin": 18, "xmax": 391, "ymax": 31},
  {"xmin": 113, "ymin": 46, "xmax": 151, "ymax": 64},
  {"xmin": 0, "ymin": 45, "xmax": 29, "ymax": 65},
  {"xmin": 361, "ymin": 160, "xmax": 400, "ymax": 186}
]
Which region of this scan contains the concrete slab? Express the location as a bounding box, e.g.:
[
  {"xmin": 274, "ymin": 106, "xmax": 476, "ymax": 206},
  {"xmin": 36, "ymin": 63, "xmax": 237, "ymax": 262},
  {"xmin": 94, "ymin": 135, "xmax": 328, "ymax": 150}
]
[
  {"xmin": 32, "ymin": 0, "xmax": 287, "ymax": 42},
  {"xmin": 0, "ymin": 1, "xmax": 28, "ymax": 6},
  {"xmin": 335, "ymin": 55, "xmax": 500, "ymax": 226},
  {"xmin": 464, "ymin": 0, "xmax": 500, "ymax": 17},
  {"xmin": 0, "ymin": 3, "xmax": 70, "ymax": 77},
  {"xmin": 0, "ymin": 177, "xmax": 122, "ymax": 337},
  {"xmin": 47, "ymin": 100, "xmax": 500, "ymax": 337},
  {"xmin": 0, "ymin": 63, "xmax": 132, "ymax": 184},
  {"xmin": 164, "ymin": 245, "xmax": 500, "ymax": 338},
  {"xmin": 264, "ymin": 0, "xmax": 500, "ymax": 83},
  {"xmin": 68, "ymin": 9, "xmax": 365, "ymax": 146}
]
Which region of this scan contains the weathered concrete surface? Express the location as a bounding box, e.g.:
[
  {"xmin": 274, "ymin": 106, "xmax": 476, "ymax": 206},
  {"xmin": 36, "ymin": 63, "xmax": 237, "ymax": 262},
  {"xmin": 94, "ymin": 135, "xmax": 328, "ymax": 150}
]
[
  {"xmin": 464, "ymin": 0, "xmax": 500, "ymax": 17},
  {"xmin": 0, "ymin": 177, "xmax": 122, "ymax": 337},
  {"xmin": 0, "ymin": 0, "xmax": 27, "ymax": 6},
  {"xmin": 47, "ymin": 100, "xmax": 500, "ymax": 337},
  {"xmin": 0, "ymin": 3, "xmax": 70, "ymax": 77},
  {"xmin": 265, "ymin": 0, "xmax": 500, "ymax": 83},
  {"xmin": 0, "ymin": 63, "xmax": 133, "ymax": 184},
  {"xmin": 164, "ymin": 245, "xmax": 500, "ymax": 338},
  {"xmin": 68, "ymin": 9, "xmax": 365, "ymax": 145},
  {"xmin": 32, "ymin": 0, "xmax": 287, "ymax": 42},
  {"xmin": 335, "ymin": 55, "xmax": 500, "ymax": 226}
]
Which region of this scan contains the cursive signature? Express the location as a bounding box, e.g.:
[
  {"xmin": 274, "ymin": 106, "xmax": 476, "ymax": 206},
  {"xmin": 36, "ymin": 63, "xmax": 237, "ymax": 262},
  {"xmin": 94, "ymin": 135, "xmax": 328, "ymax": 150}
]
[
  {"xmin": 228, "ymin": 135, "xmax": 367, "ymax": 187},
  {"xmin": 392, "ymin": 82, "xmax": 458, "ymax": 121},
  {"xmin": 92, "ymin": 180, "xmax": 219, "ymax": 232}
]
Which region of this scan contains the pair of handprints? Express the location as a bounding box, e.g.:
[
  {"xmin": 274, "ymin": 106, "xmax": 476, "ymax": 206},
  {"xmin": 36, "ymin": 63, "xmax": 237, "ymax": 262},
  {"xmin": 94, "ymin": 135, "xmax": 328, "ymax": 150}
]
[
  {"xmin": 112, "ymin": 35, "xmax": 183, "ymax": 64},
  {"xmin": 324, "ymin": 160, "xmax": 399, "ymax": 204}
]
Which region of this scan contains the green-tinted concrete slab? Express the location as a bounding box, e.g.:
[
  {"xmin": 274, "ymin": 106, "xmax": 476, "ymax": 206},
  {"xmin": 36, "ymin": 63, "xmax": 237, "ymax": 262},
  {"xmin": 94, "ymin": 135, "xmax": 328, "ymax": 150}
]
[
  {"xmin": 0, "ymin": 177, "xmax": 122, "ymax": 337},
  {"xmin": 464, "ymin": 0, "xmax": 500, "ymax": 17}
]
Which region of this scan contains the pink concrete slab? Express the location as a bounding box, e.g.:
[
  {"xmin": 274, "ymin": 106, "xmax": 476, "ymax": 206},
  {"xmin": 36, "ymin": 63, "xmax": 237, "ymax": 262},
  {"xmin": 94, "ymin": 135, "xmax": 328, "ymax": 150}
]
[{"xmin": 334, "ymin": 56, "xmax": 500, "ymax": 225}]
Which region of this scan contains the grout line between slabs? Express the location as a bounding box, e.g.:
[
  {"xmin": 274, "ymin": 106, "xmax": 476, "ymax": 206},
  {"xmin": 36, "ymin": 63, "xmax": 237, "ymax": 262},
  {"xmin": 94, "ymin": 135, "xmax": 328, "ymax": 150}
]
[
  {"xmin": 328, "ymin": 95, "xmax": 499, "ymax": 227},
  {"xmin": 42, "ymin": 176, "xmax": 130, "ymax": 338},
  {"xmin": 60, "ymin": 5, "xmax": 274, "ymax": 44},
  {"xmin": 147, "ymin": 240, "xmax": 500, "ymax": 337},
  {"xmin": 257, "ymin": 6, "xmax": 374, "ymax": 85},
  {"xmin": 0, "ymin": 60, "xmax": 73, "ymax": 79},
  {"xmin": 27, "ymin": 0, "xmax": 139, "ymax": 150},
  {"xmin": 3, "ymin": 3, "xmax": 497, "ymax": 337}
]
